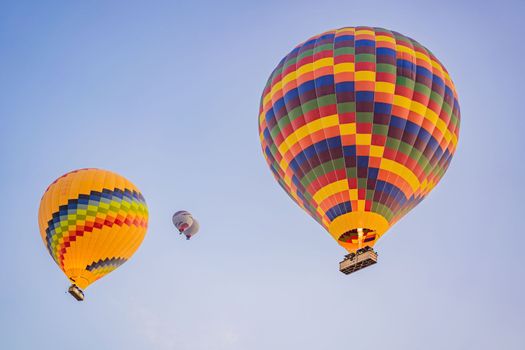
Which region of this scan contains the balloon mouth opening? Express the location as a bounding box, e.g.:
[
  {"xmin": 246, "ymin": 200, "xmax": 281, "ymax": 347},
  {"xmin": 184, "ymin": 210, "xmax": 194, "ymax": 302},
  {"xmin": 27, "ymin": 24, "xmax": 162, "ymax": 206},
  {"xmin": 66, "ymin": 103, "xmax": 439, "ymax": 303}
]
[
  {"xmin": 338, "ymin": 228, "xmax": 377, "ymax": 244},
  {"xmin": 68, "ymin": 275, "xmax": 91, "ymax": 290}
]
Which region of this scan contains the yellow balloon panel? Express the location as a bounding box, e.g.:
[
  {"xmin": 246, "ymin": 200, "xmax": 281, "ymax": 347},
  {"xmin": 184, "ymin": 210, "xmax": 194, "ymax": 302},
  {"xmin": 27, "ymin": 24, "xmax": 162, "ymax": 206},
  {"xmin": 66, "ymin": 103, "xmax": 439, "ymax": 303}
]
[{"xmin": 38, "ymin": 169, "xmax": 148, "ymax": 289}]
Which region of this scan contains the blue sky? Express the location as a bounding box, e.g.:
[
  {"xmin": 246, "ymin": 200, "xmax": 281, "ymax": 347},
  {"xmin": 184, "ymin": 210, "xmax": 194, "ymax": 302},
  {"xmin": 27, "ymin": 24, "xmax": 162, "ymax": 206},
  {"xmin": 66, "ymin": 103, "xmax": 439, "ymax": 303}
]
[{"xmin": 1, "ymin": 1, "xmax": 524, "ymax": 349}]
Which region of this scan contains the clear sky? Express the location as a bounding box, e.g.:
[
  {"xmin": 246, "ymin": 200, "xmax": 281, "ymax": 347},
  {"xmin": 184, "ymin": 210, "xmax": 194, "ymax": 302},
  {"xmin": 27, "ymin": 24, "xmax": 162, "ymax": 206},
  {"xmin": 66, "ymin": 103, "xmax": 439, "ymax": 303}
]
[{"xmin": 1, "ymin": 1, "xmax": 524, "ymax": 349}]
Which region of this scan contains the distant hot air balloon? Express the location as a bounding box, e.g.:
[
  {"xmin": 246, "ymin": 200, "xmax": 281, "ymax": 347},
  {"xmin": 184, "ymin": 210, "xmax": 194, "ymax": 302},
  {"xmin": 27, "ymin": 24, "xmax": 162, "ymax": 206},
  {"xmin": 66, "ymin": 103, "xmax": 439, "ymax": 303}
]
[
  {"xmin": 183, "ymin": 219, "xmax": 200, "ymax": 240},
  {"xmin": 38, "ymin": 168, "xmax": 148, "ymax": 300},
  {"xmin": 172, "ymin": 210, "xmax": 199, "ymax": 240},
  {"xmin": 172, "ymin": 210, "xmax": 193, "ymax": 234},
  {"xmin": 258, "ymin": 27, "xmax": 460, "ymax": 274}
]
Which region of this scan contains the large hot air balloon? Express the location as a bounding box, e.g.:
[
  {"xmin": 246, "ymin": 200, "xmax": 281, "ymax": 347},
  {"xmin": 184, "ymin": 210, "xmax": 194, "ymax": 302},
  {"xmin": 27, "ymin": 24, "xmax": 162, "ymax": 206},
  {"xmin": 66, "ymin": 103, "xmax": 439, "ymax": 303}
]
[
  {"xmin": 38, "ymin": 168, "xmax": 148, "ymax": 300},
  {"xmin": 172, "ymin": 210, "xmax": 199, "ymax": 240},
  {"xmin": 258, "ymin": 27, "xmax": 460, "ymax": 274}
]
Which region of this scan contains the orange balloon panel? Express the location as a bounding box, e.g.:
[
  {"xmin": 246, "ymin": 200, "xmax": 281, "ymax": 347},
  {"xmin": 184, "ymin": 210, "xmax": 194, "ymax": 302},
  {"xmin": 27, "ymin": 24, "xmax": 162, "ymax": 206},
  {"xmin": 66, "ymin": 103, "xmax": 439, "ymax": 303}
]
[{"xmin": 38, "ymin": 168, "xmax": 148, "ymax": 289}]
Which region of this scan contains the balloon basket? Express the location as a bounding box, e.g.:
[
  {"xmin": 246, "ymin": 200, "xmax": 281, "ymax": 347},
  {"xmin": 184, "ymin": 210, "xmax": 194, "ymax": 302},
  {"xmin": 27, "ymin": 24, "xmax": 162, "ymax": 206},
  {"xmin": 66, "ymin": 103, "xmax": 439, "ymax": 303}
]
[
  {"xmin": 339, "ymin": 247, "xmax": 378, "ymax": 275},
  {"xmin": 68, "ymin": 284, "xmax": 84, "ymax": 301}
]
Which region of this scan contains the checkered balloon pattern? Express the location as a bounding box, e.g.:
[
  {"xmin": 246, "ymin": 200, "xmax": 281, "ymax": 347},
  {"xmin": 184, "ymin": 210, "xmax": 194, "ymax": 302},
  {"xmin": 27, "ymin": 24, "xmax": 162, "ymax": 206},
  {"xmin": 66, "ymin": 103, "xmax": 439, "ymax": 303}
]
[
  {"xmin": 38, "ymin": 168, "xmax": 148, "ymax": 289},
  {"xmin": 258, "ymin": 27, "xmax": 460, "ymax": 252}
]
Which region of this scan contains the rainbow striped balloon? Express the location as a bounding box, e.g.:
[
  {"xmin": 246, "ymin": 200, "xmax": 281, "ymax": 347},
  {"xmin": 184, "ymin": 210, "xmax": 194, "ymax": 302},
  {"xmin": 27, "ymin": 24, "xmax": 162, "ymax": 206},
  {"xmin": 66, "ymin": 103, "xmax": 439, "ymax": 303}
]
[
  {"xmin": 38, "ymin": 168, "xmax": 148, "ymax": 291},
  {"xmin": 258, "ymin": 27, "xmax": 460, "ymax": 253}
]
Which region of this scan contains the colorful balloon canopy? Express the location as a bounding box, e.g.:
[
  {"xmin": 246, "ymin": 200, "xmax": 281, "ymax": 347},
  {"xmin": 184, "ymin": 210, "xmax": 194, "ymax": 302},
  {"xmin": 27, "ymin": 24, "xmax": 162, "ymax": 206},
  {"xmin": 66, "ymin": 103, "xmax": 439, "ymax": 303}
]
[
  {"xmin": 258, "ymin": 27, "xmax": 460, "ymax": 253},
  {"xmin": 38, "ymin": 168, "xmax": 148, "ymax": 292}
]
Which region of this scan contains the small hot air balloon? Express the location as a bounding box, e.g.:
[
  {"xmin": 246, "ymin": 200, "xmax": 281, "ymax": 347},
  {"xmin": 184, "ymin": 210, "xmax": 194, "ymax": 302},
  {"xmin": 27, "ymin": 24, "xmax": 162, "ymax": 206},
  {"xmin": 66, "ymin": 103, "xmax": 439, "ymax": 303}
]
[
  {"xmin": 172, "ymin": 210, "xmax": 193, "ymax": 234},
  {"xmin": 183, "ymin": 219, "xmax": 199, "ymax": 240},
  {"xmin": 172, "ymin": 211, "xmax": 199, "ymax": 240},
  {"xmin": 258, "ymin": 27, "xmax": 460, "ymax": 274},
  {"xmin": 38, "ymin": 168, "xmax": 148, "ymax": 300}
]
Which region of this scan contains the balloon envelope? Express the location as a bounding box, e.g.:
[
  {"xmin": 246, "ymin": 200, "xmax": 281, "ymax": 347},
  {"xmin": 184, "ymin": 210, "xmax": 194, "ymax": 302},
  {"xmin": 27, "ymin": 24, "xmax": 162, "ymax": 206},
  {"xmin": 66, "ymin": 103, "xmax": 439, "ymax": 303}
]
[
  {"xmin": 172, "ymin": 210, "xmax": 194, "ymax": 233},
  {"xmin": 38, "ymin": 168, "xmax": 149, "ymax": 290},
  {"xmin": 258, "ymin": 27, "xmax": 460, "ymax": 252},
  {"xmin": 183, "ymin": 219, "xmax": 200, "ymax": 239},
  {"xmin": 173, "ymin": 210, "xmax": 199, "ymax": 239}
]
